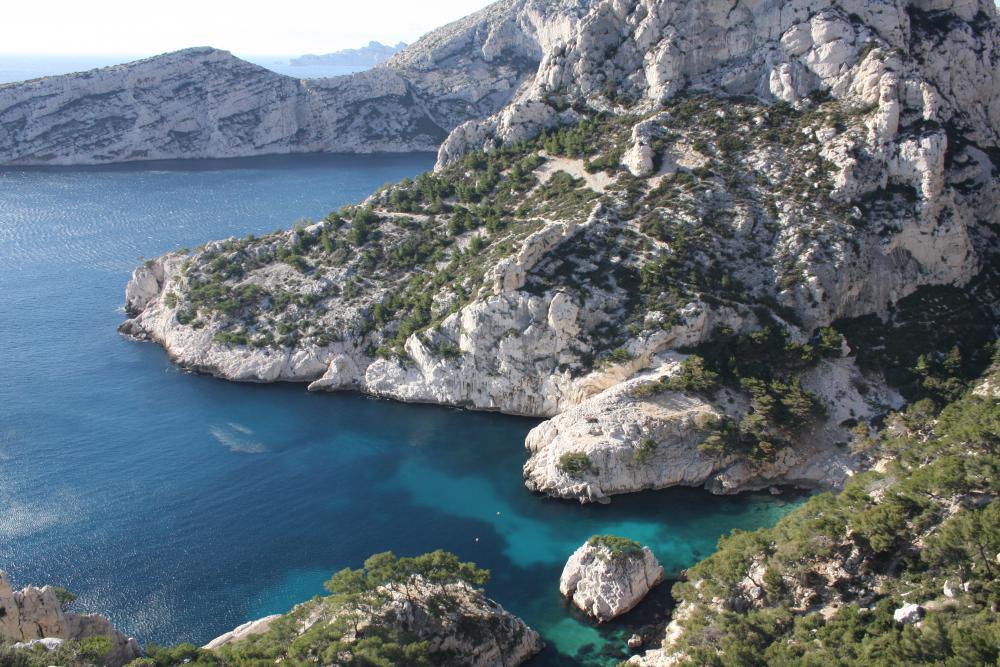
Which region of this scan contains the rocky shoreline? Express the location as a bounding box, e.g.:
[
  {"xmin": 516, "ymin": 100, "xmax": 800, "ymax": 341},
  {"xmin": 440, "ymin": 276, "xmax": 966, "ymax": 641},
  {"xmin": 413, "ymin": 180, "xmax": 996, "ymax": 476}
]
[{"xmin": 118, "ymin": 0, "xmax": 999, "ymax": 504}]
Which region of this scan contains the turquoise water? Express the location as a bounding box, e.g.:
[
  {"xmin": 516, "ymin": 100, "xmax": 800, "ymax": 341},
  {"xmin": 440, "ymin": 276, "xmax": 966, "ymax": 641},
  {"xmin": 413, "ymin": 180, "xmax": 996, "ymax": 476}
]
[{"xmin": 0, "ymin": 154, "xmax": 798, "ymax": 665}]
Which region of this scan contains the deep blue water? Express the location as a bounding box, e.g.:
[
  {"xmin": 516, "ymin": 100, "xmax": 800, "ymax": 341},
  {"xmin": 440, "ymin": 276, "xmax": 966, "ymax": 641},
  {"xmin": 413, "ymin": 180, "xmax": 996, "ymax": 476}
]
[{"xmin": 0, "ymin": 153, "xmax": 799, "ymax": 665}]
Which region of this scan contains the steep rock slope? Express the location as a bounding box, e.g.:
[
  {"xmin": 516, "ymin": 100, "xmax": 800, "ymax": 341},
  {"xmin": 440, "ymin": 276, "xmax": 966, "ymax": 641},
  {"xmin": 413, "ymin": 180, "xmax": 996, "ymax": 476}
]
[
  {"xmin": 559, "ymin": 537, "xmax": 665, "ymax": 621},
  {"xmin": 0, "ymin": 572, "xmax": 140, "ymax": 666},
  {"xmin": 122, "ymin": 0, "xmax": 1000, "ymax": 501},
  {"xmin": 0, "ymin": 0, "xmax": 583, "ymax": 165}
]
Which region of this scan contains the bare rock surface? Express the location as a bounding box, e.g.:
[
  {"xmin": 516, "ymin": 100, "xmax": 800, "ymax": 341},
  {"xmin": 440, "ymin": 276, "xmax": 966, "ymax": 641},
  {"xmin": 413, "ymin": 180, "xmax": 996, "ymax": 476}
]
[
  {"xmin": 203, "ymin": 614, "xmax": 282, "ymax": 650},
  {"xmin": 559, "ymin": 538, "xmax": 665, "ymax": 621},
  {"xmin": 0, "ymin": 0, "xmax": 584, "ymax": 165},
  {"xmin": 0, "ymin": 571, "xmax": 140, "ymax": 666},
  {"xmin": 119, "ymin": 0, "xmax": 1000, "ymax": 502}
]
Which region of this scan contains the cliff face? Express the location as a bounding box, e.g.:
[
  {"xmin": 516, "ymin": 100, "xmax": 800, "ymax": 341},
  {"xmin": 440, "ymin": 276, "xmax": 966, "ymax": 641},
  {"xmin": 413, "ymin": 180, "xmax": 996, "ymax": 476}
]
[
  {"xmin": 0, "ymin": 1, "xmax": 581, "ymax": 165},
  {"xmin": 121, "ymin": 0, "xmax": 1000, "ymax": 501},
  {"xmin": 438, "ymin": 0, "xmax": 1000, "ymax": 162},
  {"xmin": 0, "ymin": 572, "xmax": 140, "ymax": 666}
]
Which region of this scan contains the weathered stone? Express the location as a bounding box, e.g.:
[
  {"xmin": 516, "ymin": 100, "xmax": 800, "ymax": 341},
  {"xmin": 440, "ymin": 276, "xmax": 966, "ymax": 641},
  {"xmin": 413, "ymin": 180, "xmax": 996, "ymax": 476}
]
[
  {"xmin": 893, "ymin": 603, "xmax": 925, "ymax": 624},
  {"xmin": 0, "ymin": 572, "xmax": 140, "ymax": 667},
  {"xmin": 204, "ymin": 615, "xmax": 282, "ymax": 650},
  {"xmin": 559, "ymin": 539, "xmax": 664, "ymax": 621}
]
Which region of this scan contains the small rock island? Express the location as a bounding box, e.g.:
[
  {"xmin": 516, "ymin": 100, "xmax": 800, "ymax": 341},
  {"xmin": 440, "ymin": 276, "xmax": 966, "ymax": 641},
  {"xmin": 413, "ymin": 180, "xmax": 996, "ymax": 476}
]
[{"xmin": 560, "ymin": 536, "xmax": 665, "ymax": 622}]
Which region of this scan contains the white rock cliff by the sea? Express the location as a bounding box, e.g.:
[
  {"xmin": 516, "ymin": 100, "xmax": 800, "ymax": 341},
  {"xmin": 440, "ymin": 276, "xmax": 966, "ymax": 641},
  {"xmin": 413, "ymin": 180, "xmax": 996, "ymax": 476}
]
[
  {"xmin": 120, "ymin": 0, "xmax": 999, "ymax": 505},
  {"xmin": 0, "ymin": 1, "xmax": 586, "ymax": 165},
  {"xmin": 0, "ymin": 572, "xmax": 140, "ymax": 666}
]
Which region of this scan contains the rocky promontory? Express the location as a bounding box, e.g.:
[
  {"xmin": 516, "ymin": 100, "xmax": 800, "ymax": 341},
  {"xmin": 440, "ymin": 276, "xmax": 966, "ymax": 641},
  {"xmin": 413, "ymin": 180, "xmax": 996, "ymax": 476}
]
[
  {"xmin": 121, "ymin": 0, "xmax": 1000, "ymax": 504},
  {"xmin": 0, "ymin": 572, "xmax": 140, "ymax": 666},
  {"xmin": 560, "ymin": 536, "xmax": 665, "ymax": 622},
  {"xmin": 0, "ymin": 0, "xmax": 583, "ymax": 165},
  {"xmin": 198, "ymin": 551, "xmax": 543, "ymax": 666}
]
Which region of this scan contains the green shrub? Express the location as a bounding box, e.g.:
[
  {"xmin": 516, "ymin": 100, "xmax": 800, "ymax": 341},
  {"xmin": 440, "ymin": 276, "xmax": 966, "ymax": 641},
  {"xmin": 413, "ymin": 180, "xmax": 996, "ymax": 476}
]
[
  {"xmin": 558, "ymin": 451, "xmax": 594, "ymax": 478},
  {"xmin": 52, "ymin": 586, "xmax": 76, "ymax": 611},
  {"xmin": 213, "ymin": 331, "xmax": 249, "ymax": 347},
  {"xmin": 600, "ymin": 347, "xmax": 633, "ymax": 367},
  {"xmin": 588, "ymin": 535, "xmax": 644, "ymax": 558},
  {"xmin": 635, "ymin": 437, "xmax": 659, "ymax": 465},
  {"xmin": 666, "ymin": 355, "xmax": 719, "ymax": 393}
]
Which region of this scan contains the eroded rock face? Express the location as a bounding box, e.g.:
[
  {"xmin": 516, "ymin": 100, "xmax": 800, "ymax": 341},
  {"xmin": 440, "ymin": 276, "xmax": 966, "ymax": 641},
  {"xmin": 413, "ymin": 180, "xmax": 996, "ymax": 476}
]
[
  {"xmin": 0, "ymin": 572, "xmax": 140, "ymax": 666},
  {"xmin": 119, "ymin": 0, "xmax": 999, "ymax": 501},
  {"xmin": 441, "ymin": 0, "xmax": 1000, "ymax": 161},
  {"xmin": 0, "ymin": 0, "xmax": 586, "ymax": 165},
  {"xmin": 523, "ymin": 355, "xmax": 893, "ymax": 502},
  {"xmin": 559, "ymin": 540, "xmax": 665, "ymax": 622}
]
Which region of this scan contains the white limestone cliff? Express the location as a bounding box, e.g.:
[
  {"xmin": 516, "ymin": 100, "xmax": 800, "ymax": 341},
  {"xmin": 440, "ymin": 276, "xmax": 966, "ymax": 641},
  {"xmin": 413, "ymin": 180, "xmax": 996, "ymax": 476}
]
[
  {"xmin": 120, "ymin": 0, "xmax": 999, "ymax": 503},
  {"xmin": 559, "ymin": 540, "xmax": 665, "ymax": 621},
  {"xmin": 0, "ymin": 572, "xmax": 140, "ymax": 666},
  {"xmin": 0, "ymin": 0, "xmax": 583, "ymax": 165},
  {"xmin": 203, "ymin": 615, "xmax": 282, "ymax": 650}
]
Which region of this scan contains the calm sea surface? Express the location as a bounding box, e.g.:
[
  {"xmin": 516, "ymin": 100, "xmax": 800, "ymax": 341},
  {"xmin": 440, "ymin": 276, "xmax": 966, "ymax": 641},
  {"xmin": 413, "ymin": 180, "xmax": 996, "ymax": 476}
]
[{"xmin": 0, "ymin": 153, "xmax": 799, "ymax": 665}]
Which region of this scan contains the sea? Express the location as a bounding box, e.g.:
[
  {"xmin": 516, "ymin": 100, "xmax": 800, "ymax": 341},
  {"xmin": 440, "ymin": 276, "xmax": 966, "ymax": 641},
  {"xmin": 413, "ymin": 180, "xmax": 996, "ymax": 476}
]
[{"xmin": 0, "ymin": 56, "xmax": 800, "ymax": 666}]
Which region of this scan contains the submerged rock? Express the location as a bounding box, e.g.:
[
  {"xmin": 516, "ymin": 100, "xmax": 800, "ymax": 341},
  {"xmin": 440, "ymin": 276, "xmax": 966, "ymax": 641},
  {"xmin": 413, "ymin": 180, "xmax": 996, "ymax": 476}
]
[{"xmin": 559, "ymin": 537, "xmax": 665, "ymax": 622}]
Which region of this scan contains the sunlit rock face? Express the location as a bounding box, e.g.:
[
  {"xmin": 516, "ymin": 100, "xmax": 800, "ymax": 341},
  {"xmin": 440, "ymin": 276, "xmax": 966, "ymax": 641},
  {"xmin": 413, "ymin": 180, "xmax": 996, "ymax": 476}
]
[
  {"xmin": 121, "ymin": 0, "xmax": 1000, "ymax": 502},
  {"xmin": 0, "ymin": 0, "xmax": 587, "ymax": 165},
  {"xmin": 0, "ymin": 571, "xmax": 140, "ymax": 666},
  {"xmin": 559, "ymin": 539, "xmax": 665, "ymax": 621}
]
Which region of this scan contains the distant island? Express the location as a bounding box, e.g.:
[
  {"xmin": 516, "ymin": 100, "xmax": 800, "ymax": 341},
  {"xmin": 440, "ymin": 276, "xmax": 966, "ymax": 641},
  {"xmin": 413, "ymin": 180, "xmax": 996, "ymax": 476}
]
[{"xmin": 290, "ymin": 40, "xmax": 406, "ymax": 67}]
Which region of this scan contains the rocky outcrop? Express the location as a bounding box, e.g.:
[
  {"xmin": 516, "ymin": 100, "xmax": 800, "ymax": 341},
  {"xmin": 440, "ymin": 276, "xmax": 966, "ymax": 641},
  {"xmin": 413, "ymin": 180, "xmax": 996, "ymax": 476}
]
[
  {"xmin": 120, "ymin": 0, "xmax": 999, "ymax": 501},
  {"xmin": 439, "ymin": 0, "xmax": 1000, "ymax": 162},
  {"xmin": 0, "ymin": 0, "xmax": 584, "ymax": 165},
  {"xmin": 203, "ymin": 614, "xmax": 281, "ymax": 650},
  {"xmin": 523, "ymin": 354, "xmax": 898, "ymax": 502},
  {"xmin": 0, "ymin": 572, "xmax": 140, "ymax": 666},
  {"xmin": 208, "ymin": 576, "xmax": 543, "ymax": 666},
  {"xmin": 893, "ymin": 603, "xmax": 925, "ymax": 624},
  {"xmin": 559, "ymin": 538, "xmax": 665, "ymax": 622}
]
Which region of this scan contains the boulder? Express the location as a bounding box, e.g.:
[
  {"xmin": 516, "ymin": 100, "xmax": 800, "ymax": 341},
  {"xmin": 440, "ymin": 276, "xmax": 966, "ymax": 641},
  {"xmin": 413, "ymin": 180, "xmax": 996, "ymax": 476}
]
[
  {"xmin": 893, "ymin": 603, "xmax": 925, "ymax": 624},
  {"xmin": 559, "ymin": 537, "xmax": 664, "ymax": 622}
]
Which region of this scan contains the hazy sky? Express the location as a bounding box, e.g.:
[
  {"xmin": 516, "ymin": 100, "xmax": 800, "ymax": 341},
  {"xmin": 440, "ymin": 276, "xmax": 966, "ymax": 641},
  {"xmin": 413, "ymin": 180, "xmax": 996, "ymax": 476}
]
[{"xmin": 1, "ymin": 0, "xmax": 496, "ymax": 56}]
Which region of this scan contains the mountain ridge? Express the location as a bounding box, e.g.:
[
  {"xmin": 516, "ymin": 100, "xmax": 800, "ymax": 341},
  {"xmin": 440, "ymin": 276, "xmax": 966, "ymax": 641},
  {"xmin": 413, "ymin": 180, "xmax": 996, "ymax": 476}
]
[
  {"xmin": 290, "ymin": 41, "xmax": 407, "ymax": 67},
  {"xmin": 0, "ymin": 0, "xmax": 573, "ymax": 165}
]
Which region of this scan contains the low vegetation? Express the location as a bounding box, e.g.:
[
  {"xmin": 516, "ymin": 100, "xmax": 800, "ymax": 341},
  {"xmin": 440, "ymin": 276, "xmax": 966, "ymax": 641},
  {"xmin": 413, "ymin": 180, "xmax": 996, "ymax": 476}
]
[
  {"xmin": 0, "ymin": 637, "xmax": 114, "ymax": 667},
  {"xmin": 588, "ymin": 535, "xmax": 644, "ymax": 559},
  {"xmin": 667, "ymin": 346, "xmax": 1000, "ymax": 665},
  {"xmin": 140, "ymin": 551, "xmax": 490, "ymax": 667},
  {"xmin": 558, "ymin": 451, "xmax": 595, "ymax": 477}
]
